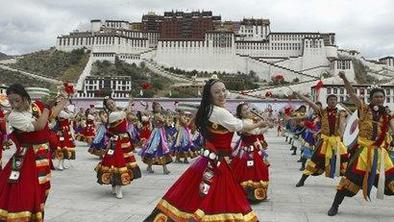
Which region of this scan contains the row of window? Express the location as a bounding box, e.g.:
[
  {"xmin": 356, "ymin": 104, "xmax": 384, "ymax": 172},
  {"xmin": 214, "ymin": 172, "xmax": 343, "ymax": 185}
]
[
  {"xmin": 305, "ymin": 40, "xmax": 323, "ymax": 48},
  {"xmin": 271, "ymin": 34, "xmax": 319, "ymax": 42},
  {"xmin": 78, "ymin": 92, "xmax": 129, "ymax": 98},
  {"xmin": 327, "ymin": 87, "xmax": 392, "ymax": 95},
  {"xmin": 235, "ymin": 43, "xmax": 302, "ymax": 51},
  {"xmin": 162, "ymin": 41, "xmax": 206, "ymax": 47},
  {"xmin": 93, "ymin": 53, "xmax": 115, "ymax": 57},
  {"xmin": 58, "ymin": 36, "xmax": 147, "ymax": 47},
  {"xmin": 86, "ymin": 85, "xmax": 131, "ymax": 91},
  {"xmin": 119, "ymin": 55, "xmax": 140, "ymax": 59},
  {"xmin": 105, "ymin": 22, "xmax": 126, "ymax": 28},
  {"xmin": 86, "ymin": 80, "xmax": 130, "ymax": 84},
  {"xmin": 333, "ymin": 61, "xmax": 352, "ymax": 70},
  {"xmin": 119, "ymin": 31, "xmax": 143, "ymax": 38}
]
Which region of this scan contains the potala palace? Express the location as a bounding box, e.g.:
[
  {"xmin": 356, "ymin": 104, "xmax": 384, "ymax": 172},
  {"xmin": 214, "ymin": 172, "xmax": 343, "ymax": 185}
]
[{"xmin": 54, "ymin": 10, "xmax": 394, "ymax": 107}]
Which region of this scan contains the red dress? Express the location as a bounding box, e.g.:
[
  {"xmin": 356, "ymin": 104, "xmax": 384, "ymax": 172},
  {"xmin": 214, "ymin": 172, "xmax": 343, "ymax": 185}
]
[
  {"xmin": 232, "ymin": 133, "xmax": 270, "ymax": 202},
  {"xmin": 145, "ymin": 122, "xmax": 258, "ymax": 222},
  {"xmin": 139, "ymin": 120, "xmax": 152, "ymax": 145},
  {"xmin": 55, "ymin": 118, "xmax": 76, "ymax": 160},
  {"xmin": 83, "ymin": 119, "xmax": 96, "ymax": 144},
  {"xmin": 0, "ymin": 101, "xmax": 52, "ymax": 222},
  {"xmin": 0, "ymin": 110, "xmax": 6, "ymax": 171},
  {"xmin": 95, "ymin": 112, "xmax": 141, "ymax": 186}
]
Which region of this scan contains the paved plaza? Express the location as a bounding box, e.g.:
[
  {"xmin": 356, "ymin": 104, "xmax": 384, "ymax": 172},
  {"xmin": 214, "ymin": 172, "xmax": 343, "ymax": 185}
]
[{"xmin": 4, "ymin": 130, "xmax": 393, "ymax": 222}]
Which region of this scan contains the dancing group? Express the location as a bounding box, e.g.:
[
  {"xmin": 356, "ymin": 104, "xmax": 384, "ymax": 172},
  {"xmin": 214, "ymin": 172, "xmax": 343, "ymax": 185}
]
[
  {"xmin": 0, "ymin": 71, "xmax": 393, "ymax": 221},
  {"xmin": 0, "ymin": 79, "xmax": 273, "ymax": 221},
  {"xmin": 283, "ymin": 72, "xmax": 394, "ymax": 216}
]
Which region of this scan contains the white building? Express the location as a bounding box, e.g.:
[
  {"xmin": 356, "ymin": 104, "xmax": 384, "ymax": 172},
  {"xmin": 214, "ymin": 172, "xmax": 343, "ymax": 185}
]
[
  {"xmin": 379, "ymin": 56, "xmax": 394, "ymax": 67},
  {"xmin": 77, "ymin": 76, "xmax": 133, "ymax": 98},
  {"xmin": 311, "ymin": 84, "xmax": 394, "ymax": 110},
  {"xmin": 237, "ymin": 18, "xmax": 271, "ymax": 41},
  {"xmin": 55, "ymin": 13, "xmax": 394, "ymax": 99}
]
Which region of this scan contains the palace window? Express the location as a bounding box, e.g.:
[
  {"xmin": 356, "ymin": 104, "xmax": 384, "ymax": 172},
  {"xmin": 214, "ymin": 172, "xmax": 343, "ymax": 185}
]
[
  {"xmin": 333, "ymin": 88, "xmax": 338, "ymax": 94},
  {"xmin": 387, "ymin": 97, "xmax": 391, "ymax": 103},
  {"xmin": 327, "ymin": 88, "xmax": 331, "ymax": 94},
  {"xmin": 386, "ymin": 89, "xmax": 391, "ymax": 95},
  {"xmin": 340, "ymin": 88, "xmax": 344, "ymax": 94}
]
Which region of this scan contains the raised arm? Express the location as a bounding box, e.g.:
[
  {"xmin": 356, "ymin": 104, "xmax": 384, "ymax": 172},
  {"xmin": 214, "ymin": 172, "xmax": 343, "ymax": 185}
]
[
  {"xmin": 293, "ymin": 91, "xmax": 320, "ymax": 113},
  {"xmin": 338, "ymin": 71, "xmax": 361, "ymax": 107},
  {"xmin": 32, "ymin": 98, "xmax": 66, "ymax": 131},
  {"xmin": 241, "ymin": 120, "xmax": 270, "ymax": 133}
]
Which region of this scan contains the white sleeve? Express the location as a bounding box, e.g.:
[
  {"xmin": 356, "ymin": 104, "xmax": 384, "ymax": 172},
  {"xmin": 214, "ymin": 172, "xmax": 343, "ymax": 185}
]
[
  {"xmin": 8, "ymin": 111, "xmax": 35, "ymax": 132},
  {"xmin": 242, "ymin": 119, "xmax": 260, "ymax": 135},
  {"xmin": 209, "ymin": 106, "xmax": 243, "ymax": 132},
  {"xmin": 120, "ymin": 111, "xmax": 127, "ymax": 119}
]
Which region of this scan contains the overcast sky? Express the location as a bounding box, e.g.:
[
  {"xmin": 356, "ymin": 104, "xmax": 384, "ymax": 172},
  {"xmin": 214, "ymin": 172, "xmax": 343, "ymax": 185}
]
[{"xmin": 0, "ymin": 0, "xmax": 393, "ymax": 58}]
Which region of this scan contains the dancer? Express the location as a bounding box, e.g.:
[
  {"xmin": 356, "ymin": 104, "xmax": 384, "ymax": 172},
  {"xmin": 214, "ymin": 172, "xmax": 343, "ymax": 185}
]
[
  {"xmin": 141, "ymin": 102, "xmax": 172, "ymax": 174},
  {"xmin": 54, "ymin": 110, "xmax": 76, "ymax": 170},
  {"xmin": 0, "ymin": 106, "xmax": 6, "ymax": 171},
  {"xmin": 83, "ymin": 109, "xmax": 96, "ymax": 145},
  {"xmin": 231, "ymin": 102, "xmax": 271, "ymax": 202},
  {"xmin": 294, "ymin": 90, "xmax": 348, "ymax": 187},
  {"xmin": 0, "ymin": 83, "xmax": 66, "ymax": 221},
  {"xmin": 327, "ymin": 72, "xmax": 394, "ymax": 216},
  {"xmin": 88, "ymin": 111, "xmax": 108, "ymax": 157},
  {"xmin": 172, "ymin": 111, "xmax": 198, "ymax": 163},
  {"xmin": 95, "ymin": 96, "xmax": 141, "ymax": 199}
]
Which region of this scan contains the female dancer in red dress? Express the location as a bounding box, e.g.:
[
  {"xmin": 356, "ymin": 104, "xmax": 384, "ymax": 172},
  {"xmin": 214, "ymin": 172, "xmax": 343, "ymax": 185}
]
[
  {"xmin": 232, "ymin": 103, "xmax": 271, "ymax": 202},
  {"xmin": 144, "ymin": 79, "xmax": 265, "ymax": 222},
  {"xmin": 0, "ymin": 84, "xmax": 66, "ymax": 221},
  {"xmin": 0, "ymin": 106, "xmax": 6, "ymax": 172},
  {"xmin": 95, "ymin": 96, "xmax": 141, "ymax": 199},
  {"xmin": 83, "ymin": 110, "xmax": 96, "ymax": 145},
  {"xmin": 54, "ymin": 110, "xmax": 76, "ymax": 170}
]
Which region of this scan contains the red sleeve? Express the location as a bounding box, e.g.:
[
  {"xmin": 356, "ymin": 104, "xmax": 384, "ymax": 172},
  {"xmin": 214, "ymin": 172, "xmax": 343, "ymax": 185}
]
[{"xmin": 303, "ymin": 120, "xmax": 315, "ymax": 129}]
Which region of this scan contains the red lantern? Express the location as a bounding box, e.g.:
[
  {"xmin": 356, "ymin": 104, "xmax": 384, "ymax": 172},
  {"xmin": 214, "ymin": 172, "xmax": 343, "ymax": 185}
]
[
  {"xmin": 314, "ymin": 80, "xmax": 324, "ymax": 99},
  {"xmin": 272, "ymin": 73, "xmax": 284, "ymax": 83},
  {"xmin": 284, "ymin": 107, "xmax": 293, "ymax": 116},
  {"xmin": 64, "ymin": 82, "xmax": 75, "ymax": 96},
  {"xmin": 142, "ymin": 82, "xmax": 151, "ymax": 90}
]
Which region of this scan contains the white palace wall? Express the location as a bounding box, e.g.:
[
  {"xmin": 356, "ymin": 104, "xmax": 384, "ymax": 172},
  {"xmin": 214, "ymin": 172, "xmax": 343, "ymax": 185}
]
[{"xmin": 156, "ymin": 39, "xmax": 240, "ymax": 73}]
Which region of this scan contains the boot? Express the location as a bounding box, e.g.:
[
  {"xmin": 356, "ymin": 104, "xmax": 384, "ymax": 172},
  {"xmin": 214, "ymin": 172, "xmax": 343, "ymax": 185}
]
[
  {"xmin": 291, "ymin": 147, "xmax": 297, "ymax": 155},
  {"xmin": 296, "ymin": 174, "xmax": 309, "ymax": 187},
  {"xmin": 174, "ymin": 158, "xmax": 181, "ymax": 163},
  {"xmin": 327, "ymin": 191, "xmax": 345, "ymax": 216},
  {"xmin": 115, "ymin": 186, "xmax": 123, "ymax": 199},
  {"xmin": 297, "ymin": 157, "xmax": 303, "ymax": 162},
  {"xmin": 299, "ymin": 158, "xmax": 307, "ymax": 171},
  {"xmin": 111, "ymin": 185, "xmax": 116, "ymax": 195},
  {"xmin": 183, "ymin": 158, "xmax": 189, "ymax": 164},
  {"xmin": 147, "ymin": 165, "xmax": 154, "ymax": 173},
  {"xmin": 285, "ymin": 136, "xmax": 288, "ymax": 142},
  {"xmin": 57, "ymin": 159, "xmax": 64, "ymax": 171},
  {"xmin": 163, "ymin": 164, "xmax": 170, "ymax": 174}
]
